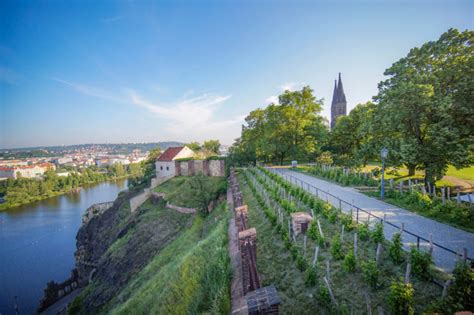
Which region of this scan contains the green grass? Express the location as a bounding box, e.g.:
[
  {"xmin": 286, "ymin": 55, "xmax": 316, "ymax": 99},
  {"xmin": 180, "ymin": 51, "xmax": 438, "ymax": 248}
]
[
  {"xmin": 106, "ymin": 202, "xmax": 231, "ymax": 315},
  {"xmin": 241, "ymin": 168, "xmax": 444, "ymax": 314},
  {"xmin": 364, "ymin": 190, "xmax": 474, "ymax": 233},
  {"xmin": 154, "ymin": 176, "xmax": 227, "ymax": 208},
  {"xmin": 69, "ymin": 176, "xmax": 231, "ymax": 315}
]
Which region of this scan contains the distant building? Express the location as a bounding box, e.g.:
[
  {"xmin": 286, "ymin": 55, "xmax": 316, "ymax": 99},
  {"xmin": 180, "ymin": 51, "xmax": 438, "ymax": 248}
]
[
  {"xmin": 155, "ymin": 146, "xmax": 195, "ymax": 177},
  {"xmin": 52, "ymin": 157, "xmax": 73, "ymax": 165},
  {"xmin": 330, "ymin": 73, "xmax": 347, "ymax": 129},
  {"xmin": 0, "ymin": 160, "xmax": 29, "ymax": 167},
  {"xmin": 0, "ymin": 163, "xmax": 55, "ymax": 179}
]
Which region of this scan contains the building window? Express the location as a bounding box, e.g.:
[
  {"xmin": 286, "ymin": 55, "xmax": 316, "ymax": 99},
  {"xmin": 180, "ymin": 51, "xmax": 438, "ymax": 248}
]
[
  {"xmin": 166, "ymin": 166, "xmax": 169, "ymax": 171},
  {"xmin": 160, "ymin": 166, "xmax": 163, "ymax": 170}
]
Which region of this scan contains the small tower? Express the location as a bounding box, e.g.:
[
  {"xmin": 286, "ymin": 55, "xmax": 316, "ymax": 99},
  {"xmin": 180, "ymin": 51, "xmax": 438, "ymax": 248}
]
[{"xmin": 330, "ymin": 73, "xmax": 347, "ymax": 129}]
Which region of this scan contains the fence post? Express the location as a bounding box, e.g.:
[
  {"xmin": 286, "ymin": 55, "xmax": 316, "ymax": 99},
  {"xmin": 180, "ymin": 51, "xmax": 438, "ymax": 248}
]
[{"xmin": 356, "ymin": 208, "xmax": 359, "ymax": 223}]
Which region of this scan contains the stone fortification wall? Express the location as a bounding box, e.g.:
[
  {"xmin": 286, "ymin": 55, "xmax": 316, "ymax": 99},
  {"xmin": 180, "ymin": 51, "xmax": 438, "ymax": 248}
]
[
  {"xmin": 175, "ymin": 159, "xmax": 225, "ymax": 177},
  {"xmin": 130, "ymin": 175, "xmax": 174, "ymax": 212},
  {"xmin": 82, "ymin": 201, "xmax": 115, "ymax": 224}
]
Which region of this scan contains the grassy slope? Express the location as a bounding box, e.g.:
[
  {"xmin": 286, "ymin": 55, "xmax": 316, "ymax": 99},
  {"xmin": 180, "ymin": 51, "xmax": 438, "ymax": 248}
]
[
  {"xmin": 154, "ymin": 176, "xmax": 227, "ymax": 208},
  {"xmin": 239, "ymin": 171, "xmax": 442, "ymax": 314},
  {"xmin": 107, "ymin": 202, "xmax": 231, "ymax": 315},
  {"xmin": 69, "ymin": 176, "xmax": 231, "ymax": 315}
]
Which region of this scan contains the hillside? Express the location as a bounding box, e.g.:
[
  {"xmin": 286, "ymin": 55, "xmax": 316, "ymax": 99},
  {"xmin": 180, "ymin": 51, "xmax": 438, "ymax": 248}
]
[{"xmin": 67, "ymin": 176, "xmax": 230, "ymax": 314}]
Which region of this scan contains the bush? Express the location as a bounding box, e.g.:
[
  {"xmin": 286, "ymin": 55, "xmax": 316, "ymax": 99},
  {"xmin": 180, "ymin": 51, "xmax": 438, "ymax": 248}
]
[
  {"xmin": 358, "ymin": 222, "xmax": 370, "ymax": 241},
  {"xmin": 371, "ymin": 222, "xmax": 384, "ymax": 243},
  {"xmin": 330, "ymin": 235, "xmax": 344, "ymax": 260},
  {"xmin": 388, "ymin": 278, "xmax": 415, "ymax": 315},
  {"xmin": 339, "ymin": 213, "xmax": 355, "ymax": 231},
  {"xmin": 389, "ymin": 232, "xmax": 404, "ymax": 264},
  {"xmin": 318, "ymin": 285, "xmax": 331, "ymax": 305},
  {"xmin": 409, "ymin": 247, "xmax": 432, "ymax": 279},
  {"xmin": 296, "ymin": 255, "xmax": 307, "ymax": 271},
  {"xmin": 305, "ymin": 266, "xmax": 318, "ymax": 286},
  {"xmin": 342, "ymin": 250, "xmax": 356, "ymax": 272},
  {"xmin": 443, "ymin": 262, "xmax": 474, "ymax": 312},
  {"xmin": 362, "ymin": 260, "xmax": 379, "ymax": 289}
]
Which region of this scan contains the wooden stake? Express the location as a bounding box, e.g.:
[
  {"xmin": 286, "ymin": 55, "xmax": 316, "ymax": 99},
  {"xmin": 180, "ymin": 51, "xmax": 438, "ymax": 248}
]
[
  {"xmin": 404, "ymin": 263, "xmax": 411, "ymax": 284},
  {"xmin": 317, "ymin": 220, "xmax": 324, "ymax": 238},
  {"xmin": 323, "ymin": 276, "xmax": 337, "ymax": 306},
  {"xmin": 312, "ymin": 246, "xmax": 319, "ymax": 267},
  {"xmin": 376, "ymin": 243, "xmax": 382, "ymax": 265},
  {"xmin": 354, "ymin": 233, "xmax": 358, "ymax": 257},
  {"xmin": 341, "ymin": 225, "xmax": 345, "ymax": 242},
  {"xmin": 303, "ymin": 235, "xmax": 307, "ymax": 257}
]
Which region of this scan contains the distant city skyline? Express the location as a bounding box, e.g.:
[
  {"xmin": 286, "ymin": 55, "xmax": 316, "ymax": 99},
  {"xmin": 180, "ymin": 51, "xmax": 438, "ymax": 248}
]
[{"xmin": 1, "ymin": 0, "xmax": 472, "ymax": 149}]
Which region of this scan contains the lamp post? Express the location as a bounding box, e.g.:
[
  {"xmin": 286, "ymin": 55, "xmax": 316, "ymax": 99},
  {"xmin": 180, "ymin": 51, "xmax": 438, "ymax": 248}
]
[{"xmin": 380, "ymin": 148, "xmax": 389, "ymax": 199}]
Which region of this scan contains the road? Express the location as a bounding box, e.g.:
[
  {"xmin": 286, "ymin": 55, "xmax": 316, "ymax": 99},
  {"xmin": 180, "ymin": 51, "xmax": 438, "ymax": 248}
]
[{"xmin": 273, "ymin": 168, "xmax": 474, "ymax": 271}]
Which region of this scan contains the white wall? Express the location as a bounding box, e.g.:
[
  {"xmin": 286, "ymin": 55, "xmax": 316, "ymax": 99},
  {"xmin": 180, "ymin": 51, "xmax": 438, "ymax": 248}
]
[
  {"xmin": 174, "ymin": 147, "xmax": 195, "ymax": 160},
  {"xmin": 156, "ymin": 161, "xmax": 176, "ymax": 177}
]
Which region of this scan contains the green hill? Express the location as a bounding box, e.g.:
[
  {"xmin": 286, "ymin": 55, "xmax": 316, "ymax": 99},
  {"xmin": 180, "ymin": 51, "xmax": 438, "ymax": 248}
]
[{"xmin": 68, "ymin": 176, "xmax": 231, "ymax": 314}]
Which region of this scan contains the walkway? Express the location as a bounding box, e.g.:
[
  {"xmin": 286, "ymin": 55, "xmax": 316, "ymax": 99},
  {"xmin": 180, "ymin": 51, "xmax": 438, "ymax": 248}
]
[{"xmin": 274, "ymin": 168, "xmax": 474, "ymax": 271}]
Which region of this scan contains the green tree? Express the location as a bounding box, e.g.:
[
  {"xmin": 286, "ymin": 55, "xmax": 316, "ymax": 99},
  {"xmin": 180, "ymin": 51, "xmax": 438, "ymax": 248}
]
[
  {"xmin": 148, "ymin": 146, "xmax": 162, "ymax": 161},
  {"xmin": 186, "ymin": 141, "xmax": 202, "ymax": 152},
  {"xmin": 374, "ymin": 28, "xmax": 474, "ymax": 183},
  {"xmin": 202, "ymin": 140, "xmax": 221, "ymax": 154}
]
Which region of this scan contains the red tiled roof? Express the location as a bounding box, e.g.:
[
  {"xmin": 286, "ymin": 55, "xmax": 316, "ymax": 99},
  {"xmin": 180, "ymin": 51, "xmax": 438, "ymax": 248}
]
[{"xmin": 157, "ymin": 147, "xmax": 185, "ymax": 161}]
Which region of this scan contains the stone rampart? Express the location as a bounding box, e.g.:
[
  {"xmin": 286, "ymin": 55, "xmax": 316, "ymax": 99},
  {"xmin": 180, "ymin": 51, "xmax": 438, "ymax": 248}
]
[
  {"xmin": 130, "ymin": 175, "xmax": 174, "ymax": 212},
  {"xmin": 175, "ymin": 159, "xmax": 225, "ymax": 177}
]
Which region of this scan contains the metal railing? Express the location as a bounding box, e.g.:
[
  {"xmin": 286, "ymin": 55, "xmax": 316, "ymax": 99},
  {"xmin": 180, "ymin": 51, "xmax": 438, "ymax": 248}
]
[{"xmin": 265, "ymin": 167, "xmax": 472, "ymax": 269}]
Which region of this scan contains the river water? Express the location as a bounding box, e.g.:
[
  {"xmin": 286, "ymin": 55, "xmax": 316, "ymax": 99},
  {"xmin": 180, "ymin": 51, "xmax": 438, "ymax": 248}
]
[{"xmin": 0, "ymin": 179, "xmax": 128, "ymax": 314}]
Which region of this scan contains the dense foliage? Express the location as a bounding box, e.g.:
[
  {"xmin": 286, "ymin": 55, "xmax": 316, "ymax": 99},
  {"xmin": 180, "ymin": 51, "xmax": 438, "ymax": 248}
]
[
  {"xmin": 0, "ymin": 163, "xmax": 142, "ymax": 210},
  {"xmin": 228, "ymin": 29, "xmax": 474, "ymax": 184}
]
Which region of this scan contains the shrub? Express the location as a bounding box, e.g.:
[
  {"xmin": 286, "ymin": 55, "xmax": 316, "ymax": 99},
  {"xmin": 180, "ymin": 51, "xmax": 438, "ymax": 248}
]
[
  {"xmin": 388, "ymin": 278, "xmax": 415, "ymax": 315},
  {"xmin": 444, "ymin": 262, "xmax": 474, "ymax": 312},
  {"xmin": 305, "ymin": 266, "xmax": 318, "ymax": 286},
  {"xmin": 371, "ymin": 222, "xmax": 384, "ymax": 243},
  {"xmin": 339, "ymin": 213, "xmax": 355, "ymax": 231},
  {"xmin": 362, "ymin": 260, "xmax": 379, "ymax": 289},
  {"xmin": 358, "ymin": 222, "xmax": 370, "ymax": 241},
  {"xmin": 409, "ymin": 247, "xmax": 432, "ymax": 279},
  {"xmin": 296, "ymin": 255, "xmax": 307, "ymax": 271},
  {"xmin": 317, "ymin": 234, "xmax": 326, "ymax": 248},
  {"xmin": 342, "ymin": 250, "xmax": 356, "ymax": 272},
  {"xmin": 318, "ymin": 285, "xmax": 331, "ymax": 305},
  {"xmin": 330, "ymin": 235, "xmax": 344, "ymax": 260},
  {"xmin": 328, "ymin": 209, "xmax": 338, "ymax": 223},
  {"xmin": 307, "ymin": 221, "xmax": 318, "ymax": 241},
  {"xmin": 389, "ymin": 232, "xmax": 404, "ymax": 264}
]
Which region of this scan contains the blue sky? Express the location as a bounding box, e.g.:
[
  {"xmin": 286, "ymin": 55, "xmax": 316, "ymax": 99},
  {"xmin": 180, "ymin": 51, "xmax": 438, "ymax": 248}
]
[{"xmin": 0, "ymin": 0, "xmax": 472, "ymax": 149}]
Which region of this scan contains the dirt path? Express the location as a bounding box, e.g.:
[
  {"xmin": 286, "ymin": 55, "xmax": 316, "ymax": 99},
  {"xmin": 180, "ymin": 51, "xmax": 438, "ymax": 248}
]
[{"xmin": 443, "ymin": 176, "xmax": 474, "ymax": 192}]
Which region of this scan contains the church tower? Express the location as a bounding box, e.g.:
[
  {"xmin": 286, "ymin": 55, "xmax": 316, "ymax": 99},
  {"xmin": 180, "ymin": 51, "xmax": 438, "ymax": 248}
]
[{"xmin": 330, "ymin": 73, "xmax": 347, "ymax": 129}]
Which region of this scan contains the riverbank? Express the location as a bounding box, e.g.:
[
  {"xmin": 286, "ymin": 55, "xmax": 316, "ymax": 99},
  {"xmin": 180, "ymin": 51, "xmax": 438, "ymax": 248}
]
[
  {"xmin": 0, "ymin": 176, "xmax": 131, "ymax": 211},
  {"xmin": 0, "ymin": 179, "xmax": 128, "ymax": 314}
]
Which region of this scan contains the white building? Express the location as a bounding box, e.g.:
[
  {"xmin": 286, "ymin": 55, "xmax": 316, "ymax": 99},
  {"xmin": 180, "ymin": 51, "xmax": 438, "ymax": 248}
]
[
  {"xmin": 0, "ymin": 163, "xmax": 55, "ymax": 179},
  {"xmin": 155, "ymin": 146, "xmax": 195, "ymax": 177}
]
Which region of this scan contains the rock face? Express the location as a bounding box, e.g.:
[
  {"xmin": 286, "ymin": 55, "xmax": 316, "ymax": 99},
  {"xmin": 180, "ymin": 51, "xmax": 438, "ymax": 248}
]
[{"xmin": 73, "ymin": 190, "xmax": 195, "ymax": 313}]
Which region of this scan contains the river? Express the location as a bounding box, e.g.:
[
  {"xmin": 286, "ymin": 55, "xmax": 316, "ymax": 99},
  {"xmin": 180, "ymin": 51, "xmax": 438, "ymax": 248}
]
[{"xmin": 0, "ymin": 179, "xmax": 128, "ymax": 314}]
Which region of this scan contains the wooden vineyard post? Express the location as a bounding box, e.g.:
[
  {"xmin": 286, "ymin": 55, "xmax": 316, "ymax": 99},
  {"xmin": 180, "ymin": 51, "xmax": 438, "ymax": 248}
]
[
  {"xmin": 303, "ymin": 235, "xmax": 307, "ymax": 257},
  {"xmin": 441, "ymin": 279, "xmax": 453, "ymax": 298},
  {"xmin": 317, "ymin": 220, "xmax": 324, "ymax": 239},
  {"xmin": 404, "ymin": 263, "xmax": 411, "ymax": 284},
  {"xmin": 376, "ymin": 243, "xmax": 382, "ymax": 265},
  {"xmin": 312, "ymin": 246, "xmax": 319, "ymax": 268},
  {"xmin": 323, "ymin": 276, "xmax": 337, "ymax": 307},
  {"xmin": 326, "ymin": 261, "xmax": 330, "ymax": 282},
  {"xmin": 354, "ymin": 233, "xmax": 358, "ymax": 257}
]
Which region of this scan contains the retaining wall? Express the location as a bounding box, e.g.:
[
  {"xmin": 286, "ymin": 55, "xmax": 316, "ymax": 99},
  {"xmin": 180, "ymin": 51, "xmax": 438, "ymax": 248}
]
[
  {"xmin": 130, "ymin": 175, "xmax": 174, "ymax": 212},
  {"xmin": 175, "ymin": 159, "xmax": 225, "ymax": 177}
]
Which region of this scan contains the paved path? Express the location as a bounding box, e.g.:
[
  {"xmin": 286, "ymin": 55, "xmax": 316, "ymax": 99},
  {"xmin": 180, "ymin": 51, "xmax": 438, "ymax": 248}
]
[{"xmin": 274, "ymin": 168, "xmax": 474, "ymax": 271}]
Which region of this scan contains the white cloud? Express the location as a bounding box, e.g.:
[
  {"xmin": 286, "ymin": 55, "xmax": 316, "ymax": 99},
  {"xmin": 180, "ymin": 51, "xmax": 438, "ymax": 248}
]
[
  {"xmin": 53, "ymin": 78, "xmax": 127, "ymax": 103},
  {"xmin": 53, "ymin": 77, "xmax": 244, "ymax": 143},
  {"xmin": 265, "ymin": 95, "xmax": 279, "ymax": 104},
  {"xmin": 280, "ymin": 82, "xmax": 305, "ymax": 91},
  {"xmin": 128, "ymin": 90, "xmax": 243, "ymax": 140}
]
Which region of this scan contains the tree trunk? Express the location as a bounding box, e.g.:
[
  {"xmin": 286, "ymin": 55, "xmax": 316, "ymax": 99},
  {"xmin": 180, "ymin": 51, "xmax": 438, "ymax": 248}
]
[{"xmin": 407, "ymin": 164, "xmax": 416, "ymax": 176}]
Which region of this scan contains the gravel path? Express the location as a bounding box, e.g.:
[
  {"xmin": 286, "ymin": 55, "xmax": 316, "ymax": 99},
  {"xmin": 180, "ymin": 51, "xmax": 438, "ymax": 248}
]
[{"xmin": 274, "ymin": 168, "xmax": 474, "ymax": 271}]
